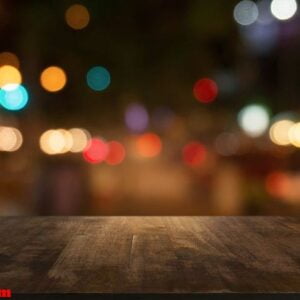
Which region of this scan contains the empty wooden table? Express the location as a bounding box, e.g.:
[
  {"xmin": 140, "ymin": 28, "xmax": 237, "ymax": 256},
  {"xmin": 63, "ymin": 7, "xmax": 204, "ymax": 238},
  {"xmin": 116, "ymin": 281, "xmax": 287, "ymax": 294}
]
[{"xmin": 0, "ymin": 216, "xmax": 299, "ymax": 297}]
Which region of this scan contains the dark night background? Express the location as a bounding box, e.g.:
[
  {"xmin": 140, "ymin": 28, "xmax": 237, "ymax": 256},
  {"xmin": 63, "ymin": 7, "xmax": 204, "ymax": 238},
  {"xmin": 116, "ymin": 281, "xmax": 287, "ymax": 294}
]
[{"xmin": 0, "ymin": 0, "xmax": 300, "ymax": 216}]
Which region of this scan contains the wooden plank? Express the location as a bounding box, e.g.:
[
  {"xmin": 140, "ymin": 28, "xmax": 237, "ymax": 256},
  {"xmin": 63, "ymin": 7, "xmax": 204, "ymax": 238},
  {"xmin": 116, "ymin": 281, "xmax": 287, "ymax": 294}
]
[{"xmin": 0, "ymin": 216, "xmax": 298, "ymax": 293}]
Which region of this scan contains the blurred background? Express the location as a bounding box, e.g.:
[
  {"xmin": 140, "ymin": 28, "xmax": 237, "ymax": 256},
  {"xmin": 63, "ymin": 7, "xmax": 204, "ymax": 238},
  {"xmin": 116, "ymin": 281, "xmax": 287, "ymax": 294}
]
[{"xmin": 0, "ymin": 0, "xmax": 300, "ymax": 216}]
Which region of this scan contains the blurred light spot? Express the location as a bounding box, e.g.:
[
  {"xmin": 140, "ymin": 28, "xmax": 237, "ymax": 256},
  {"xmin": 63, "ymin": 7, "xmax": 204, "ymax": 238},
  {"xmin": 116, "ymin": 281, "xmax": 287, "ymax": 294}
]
[
  {"xmin": 0, "ymin": 52, "xmax": 20, "ymax": 68},
  {"xmin": 0, "ymin": 84, "xmax": 29, "ymax": 111},
  {"xmin": 288, "ymin": 122, "xmax": 300, "ymax": 147},
  {"xmin": 257, "ymin": 0, "xmax": 275, "ymax": 24},
  {"xmin": 136, "ymin": 133, "xmax": 162, "ymax": 158},
  {"xmin": 238, "ymin": 104, "xmax": 270, "ymax": 137},
  {"xmin": 269, "ymin": 120, "xmax": 294, "ymax": 146},
  {"xmin": 106, "ymin": 141, "xmax": 126, "ymax": 165},
  {"xmin": 214, "ymin": 71, "xmax": 238, "ymax": 95},
  {"xmin": 86, "ymin": 66, "xmax": 110, "ymax": 91},
  {"xmin": 214, "ymin": 132, "xmax": 240, "ymax": 156},
  {"xmin": 83, "ymin": 138, "xmax": 109, "ymax": 164},
  {"xmin": 242, "ymin": 23, "xmax": 278, "ymax": 55},
  {"xmin": 125, "ymin": 103, "xmax": 149, "ymax": 133},
  {"xmin": 265, "ymin": 172, "xmax": 289, "ymax": 197},
  {"xmin": 69, "ymin": 128, "xmax": 90, "ymax": 153},
  {"xmin": 182, "ymin": 142, "xmax": 206, "ymax": 167},
  {"xmin": 233, "ymin": 0, "xmax": 259, "ymax": 26},
  {"xmin": 193, "ymin": 78, "xmax": 218, "ymax": 103},
  {"xmin": 0, "ymin": 126, "xmax": 22, "ymax": 152},
  {"xmin": 58, "ymin": 129, "xmax": 73, "ymax": 153},
  {"xmin": 65, "ymin": 4, "xmax": 90, "ymax": 30},
  {"xmin": 152, "ymin": 106, "xmax": 175, "ymax": 131},
  {"xmin": 0, "ymin": 65, "xmax": 22, "ymax": 87},
  {"xmin": 39, "ymin": 129, "xmax": 72, "ymax": 155},
  {"xmin": 271, "ymin": 0, "xmax": 297, "ymax": 21},
  {"xmin": 40, "ymin": 66, "xmax": 67, "ymax": 92}
]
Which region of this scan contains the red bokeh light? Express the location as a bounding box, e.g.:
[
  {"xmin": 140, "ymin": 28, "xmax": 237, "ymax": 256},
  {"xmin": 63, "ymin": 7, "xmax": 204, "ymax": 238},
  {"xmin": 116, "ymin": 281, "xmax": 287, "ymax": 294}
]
[
  {"xmin": 83, "ymin": 138, "xmax": 109, "ymax": 164},
  {"xmin": 193, "ymin": 78, "xmax": 218, "ymax": 103},
  {"xmin": 183, "ymin": 141, "xmax": 206, "ymax": 166},
  {"xmin": 106, "ymin": 141, "xmax": 126, "ymax": 165},
  {"xmin": 265, "ymin": 172, "xmax": 289, "ymax": 198},
  {"xmin": 136, "ymin": 132, "xmax": 162, "ymax": 158}
]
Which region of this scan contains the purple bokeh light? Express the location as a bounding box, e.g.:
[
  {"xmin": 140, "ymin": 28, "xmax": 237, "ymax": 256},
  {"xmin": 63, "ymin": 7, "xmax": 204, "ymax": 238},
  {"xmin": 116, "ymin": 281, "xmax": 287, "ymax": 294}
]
[{"xmin": 124, "ymin": 103, "xmax": 149, "ymax": 133}]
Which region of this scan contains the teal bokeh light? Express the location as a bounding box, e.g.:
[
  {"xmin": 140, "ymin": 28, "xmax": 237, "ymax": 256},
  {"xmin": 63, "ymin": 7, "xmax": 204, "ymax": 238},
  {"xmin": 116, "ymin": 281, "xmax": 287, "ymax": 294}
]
[
  {"xmin": 0, "ymin": 84, "xmax": 29, "ymax": 111},
  {"xmin": 86, "ymin": 66, "xmax": 111, "ymax": 91}
]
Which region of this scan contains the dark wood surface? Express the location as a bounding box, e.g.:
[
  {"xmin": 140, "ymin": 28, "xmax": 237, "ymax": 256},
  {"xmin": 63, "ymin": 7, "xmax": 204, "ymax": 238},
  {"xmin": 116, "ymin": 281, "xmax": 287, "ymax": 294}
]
[{"xmin": 0, "ymin": 216, "xmax": 299, "ymax": 293}]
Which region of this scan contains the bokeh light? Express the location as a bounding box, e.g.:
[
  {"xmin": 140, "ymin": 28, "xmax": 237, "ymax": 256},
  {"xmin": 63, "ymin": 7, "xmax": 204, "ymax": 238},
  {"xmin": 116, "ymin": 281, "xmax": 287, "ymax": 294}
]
[
  {"xmin": 40, "ymin": 66, "xmax": 67, "ymax": 92},
  {"xmin": 182, "ymin": 142, "xmax": 206, "ymax": 167},
  {"xmin": 152, "ymin": 106, "xmax": 175, "ymax": 131},
  {"xmin": 125, "ymin": 103, "xmax": 149, "ymax": 133},
  {"xmin": 269, "ymin": 120, "xmax": 294, "ymax": 146},
  {"xmin": 0, "ymin": 126, "xmax": 23, "ymax": 152},
  {"xmin": 58, "ymin": 129, "xmax": 73, "ymax": 153},
  {"xmin": 288, "ymin": 122, "xmax": 300, "ymax": 147},
  {"xmin": 65, "ymin": 4, "xmax": 90, "ymax": 30},
  {"xmin": 193, "ymin": 78, "xmax": 218, "ymax": 103},
  {"xmin": 106, "ymin": 141, "xmax": 126, "ymax": 165},
  {"xmin": 0, "ymin": 84, "xmax": 29, "ymax": 111},
  {"xmin": 69, "ymin": 128, "xmax": 90, "ymax": 153},
  {"xmin": 214, "ymin": 132, "xmax": 240, "ymax": 156},
  {"xmin": 0, "ymin": 52, "xmax": 20, "ymax": 69},
  {"xmin": 238, "ymin": 104, "xmax": 270, "ymax": 137},
  {"xmin": 265, "ymin": 171, "xmax": 289, "ymax": 198},
  {"xmin": 214, "ymin": 70, "xmax": 238, "ymax": 95},
  {"xmin": 233, "ymin": 0, "xmax": 259, "ymax": 26},
  {"xmin": 240, "ymin": 21, "xmax": 279, "ymax": 55},
  {"xmin": 0, "ymin": 65, "xmax": 22, "ymax": 87},
  {"xmin": 86, "ymin": 66, "xmax": 111, "ymax": 91},
  {"xmin": 257, "ymin": 0, "xmax": 275, "ymax": 24},
  {"xmin": 83, "ymin": 138, "xmax": 109, "ymax": 164},
  {"xmin": 271, "ymin": 0, "xmax": 297, "ymax": 21},
  {"xmin": 39, "ymin": 129, "xmax": 73, "ymax": 155},
  {"xmin": 135, "ymin": 133, "xmax": 162, "ymax": 158}
]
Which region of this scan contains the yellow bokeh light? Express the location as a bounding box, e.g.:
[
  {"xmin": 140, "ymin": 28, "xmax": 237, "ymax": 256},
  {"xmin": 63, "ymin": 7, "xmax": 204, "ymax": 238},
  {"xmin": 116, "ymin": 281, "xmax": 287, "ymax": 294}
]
[
  {"xmin": 40, "ymin": 66, "xmax": 67, "ymax": 92},
  {"xmin": 57, "ymin": 129, "xmax": 73, "ymax": 153},
  {"xmin": 0, "ymin": 126, "xmax": 23, "ymax": 152},
  {"xmin": 65, "ymin": 4, "xmax": 90, "ymax": 30},
  {"xmin": 69, "ymin": 128, "xmax": 90, "ymax": 152},
  {"xmin": 269, "ymin": 120, "xmax": 294, "ymax": 146},
  {"xmin": 288, "ymin": 123, "xmax": 300, "ymax": 147},
  {"xmin": 0, "ymin": 52, "xmax": 20, "ymax": 69},
  {"xmin": 40, "ymin": 129, "xmax": 73, "ymax": 155},
  {"xmin": 0, "ymin": 65, "xmax": 22, "ymax": 88}
]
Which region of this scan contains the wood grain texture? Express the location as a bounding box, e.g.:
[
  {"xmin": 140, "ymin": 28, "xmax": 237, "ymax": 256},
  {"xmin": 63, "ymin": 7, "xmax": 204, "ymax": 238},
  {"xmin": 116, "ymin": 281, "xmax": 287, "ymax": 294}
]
[{"xmin": 0, "ymin": 216, "xmax": 299, "ymax": 293}]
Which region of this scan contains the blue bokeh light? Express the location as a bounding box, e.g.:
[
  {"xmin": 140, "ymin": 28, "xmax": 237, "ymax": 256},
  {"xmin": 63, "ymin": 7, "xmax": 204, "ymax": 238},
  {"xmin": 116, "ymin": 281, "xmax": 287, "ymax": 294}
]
[
  {"xmin": 86, "ymin": 66, "xmax": 111, "ymax": 91},
  {"xmin": 0, "ymin": 84, "xmax": 29, "ymax": 111}
]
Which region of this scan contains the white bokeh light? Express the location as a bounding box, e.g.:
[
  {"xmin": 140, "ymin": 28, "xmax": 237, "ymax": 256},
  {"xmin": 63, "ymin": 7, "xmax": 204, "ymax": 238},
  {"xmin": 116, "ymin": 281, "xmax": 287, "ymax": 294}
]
[
  {"xmin": 271, "ymin": 0, "xmax": 297, "ymax": 21},
  {"xmin": 257, "ymin": 0, "xmax": 275, "ymax": 24},
  {"xmin": 238, "ymin": 104, "xmax": 270, "ymax": 137},
  {"xmin": 234, "ymin": 0, "xmax": 259, "ymax": 26}
]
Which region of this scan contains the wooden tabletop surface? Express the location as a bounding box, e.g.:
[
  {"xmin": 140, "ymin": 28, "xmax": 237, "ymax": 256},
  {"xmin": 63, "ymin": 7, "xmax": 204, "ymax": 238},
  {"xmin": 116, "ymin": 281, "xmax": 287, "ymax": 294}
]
[{"xmin": 0, "ymin": 216, "xmax": 299, "ymax": 294}]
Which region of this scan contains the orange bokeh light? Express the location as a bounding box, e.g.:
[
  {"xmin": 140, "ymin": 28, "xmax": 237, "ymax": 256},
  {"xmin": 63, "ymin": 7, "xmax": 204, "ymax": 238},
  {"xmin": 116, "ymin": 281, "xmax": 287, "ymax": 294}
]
[
  {"xmin": 40, "ymin": 66, "xmax": 67, "ymax": 92},
  {"xmin": 265, "ymin": 172, "xmax": 289, "ymax": 198},
  {"xmin": 182, "ymin": 141, "xmax": 206, "ymax": 166},
  {"xmin": 136, "ymin": 133, "xmax": 162, "ymax": 158},
  {"xmin": 65, "ymin": 4, "xmax": 90, "ymax": 30},
  {"xmin": 106, "ymin": 141, "xmax": 126, "ymax": 165}
]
